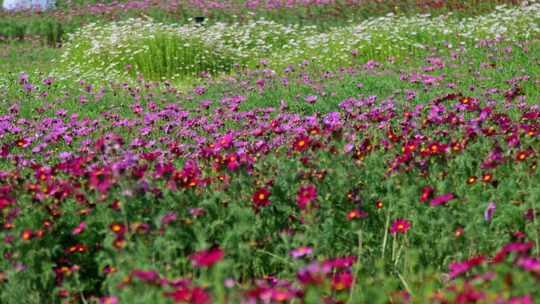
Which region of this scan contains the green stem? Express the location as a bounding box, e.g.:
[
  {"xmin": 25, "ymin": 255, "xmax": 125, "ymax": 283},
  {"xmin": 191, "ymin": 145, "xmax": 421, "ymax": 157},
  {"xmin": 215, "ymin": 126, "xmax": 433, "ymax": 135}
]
[
  {"xmin": 382, "ymin": 212, "xmax": 390, "ymax": 258},
  {"xmin": 347, "ymin": 230, "xmax": 363, "ymax": 304},
  {"xmin": 256, "ymin": 249, "xmax": 294, "ymax": 267}
]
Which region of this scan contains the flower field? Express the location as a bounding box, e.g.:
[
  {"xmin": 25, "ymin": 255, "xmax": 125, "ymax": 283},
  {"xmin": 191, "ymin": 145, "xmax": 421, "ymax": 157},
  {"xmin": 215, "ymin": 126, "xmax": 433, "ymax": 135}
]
[{"xmin": 1, "ymin": 1, "xmax": 540, "ymax": 303}]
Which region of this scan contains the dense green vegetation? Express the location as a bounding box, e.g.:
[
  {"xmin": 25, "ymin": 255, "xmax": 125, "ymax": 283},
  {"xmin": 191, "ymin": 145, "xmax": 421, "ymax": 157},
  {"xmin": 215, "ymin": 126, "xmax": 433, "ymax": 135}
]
[{"xmin": 1, "ymin": 1, "xmax": 539, "ymax": 303}]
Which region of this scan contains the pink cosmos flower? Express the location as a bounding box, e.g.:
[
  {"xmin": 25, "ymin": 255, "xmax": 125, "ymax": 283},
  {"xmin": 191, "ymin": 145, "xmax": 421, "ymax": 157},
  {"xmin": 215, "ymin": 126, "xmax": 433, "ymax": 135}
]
[
  {"xmin": 331, "ymin": 271, "xmax": 354, "ymax": 291},
  {"xmin": 290, "ymin": 246, "xmax": 313, "ymax": 258},
  {"xmin": 390, "ymin": 219, "xmax": 411, "ymax": 234},
  {"xmin": 190, "ymin": 247, "xmax": 224, "ymax": 268},
  {"xmin": 508, "ymin": 295, "xmax": 534, "ymax": 304},
  {"xmin": 492, "ymin": 242, "xmax": 534, "ymax": 264},
  {"xmin": 161, "ymin": 212, "xmax": 177, "ymax": 226},
  {"xmin": 71, "ymin": 222, "xmax": 86, "ymax": 235},
  {"xmin": 430, "ymin": 193, "xmax": 455, "ymax": 206},
  {"xmin": 516, "ymin": 257, "xmax": 540, "ymax": 274},
  {"xmin": 296, "ymin": 185, "xmax": 317, "ymax": 209},
  {"xmin": 99, "ymin": 296, "xmax": 118, "ymax": 304},
  {"xmin": 304, "ymin": 95, "xmax": 318, "ymax": 104},
  {"xmin": 448, "ymin": 256, "xmax": 485, "ymax": 279},
  {"xmin": 131, "ymin": 270, "xmax": 160, "ymax": 283}
]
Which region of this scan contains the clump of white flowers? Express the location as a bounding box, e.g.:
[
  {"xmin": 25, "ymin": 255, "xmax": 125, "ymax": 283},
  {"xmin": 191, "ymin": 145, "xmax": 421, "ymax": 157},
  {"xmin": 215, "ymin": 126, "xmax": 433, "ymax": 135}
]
[{"xmin": 57, "ymin": 1, "xmax": 540, "ymax": 82}]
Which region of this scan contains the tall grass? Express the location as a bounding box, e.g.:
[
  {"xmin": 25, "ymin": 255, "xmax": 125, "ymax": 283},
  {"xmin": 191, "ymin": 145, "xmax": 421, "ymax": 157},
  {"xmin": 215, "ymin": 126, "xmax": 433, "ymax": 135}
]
[
  {"xmin": 0, "ymin": 0, "xmax": 533, "ymax": 44},
  {"xmin": 57, "ymin": 2, "xmax": 540, "ymax": 82}
]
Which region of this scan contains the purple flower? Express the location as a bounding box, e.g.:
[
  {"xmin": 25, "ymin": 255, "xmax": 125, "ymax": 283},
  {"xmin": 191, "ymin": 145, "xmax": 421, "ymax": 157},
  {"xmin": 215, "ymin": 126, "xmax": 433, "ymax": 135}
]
[
  {"xmin": 484, "ymin": 202, "xmax": 496, "ymax": 222},
  {"xmin": 304, "ymin": 95, "xmax": 318, "ymax": 104},
  {"xmin": 323, "ymin": 112, "xmax": 341, "ymax": 129},
  {"xmin": 290, "ymin": 246, "xmax": 313, "ymax": 258}
]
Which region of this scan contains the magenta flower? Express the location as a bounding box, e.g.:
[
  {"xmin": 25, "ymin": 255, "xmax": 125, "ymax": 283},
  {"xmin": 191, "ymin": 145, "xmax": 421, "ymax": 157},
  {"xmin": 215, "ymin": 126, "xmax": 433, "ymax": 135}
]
[
  {"xmin": 492, "ymin": 242, "xmax": 534, "ymax": 263},
  {"xmin": 448, "ymin": 256, "xmax": 485, "ymax": 279},
  {"xmin": 131, "ymin": 270, "xmax": 160, "ymax": 283},
  {"xmin": 430, "ymin": 193, "xmax": 455, "ymax": 206},
  {"xmin": 296, "ymin": 185, "xmax": 317, "ymax": 209},
  {"xmin": 516, "ymin": 257, "xmax": 540, "ymax": 273},
  {"xmin": 190, "ymin": 247, "xmax": 224, "ymax": 268},
  {"xmin": 390, "ymin": 219, "xmax": 411, "ymax": 234},
  {"xmin": 507, "ymin": 295, "xmax": 534, "ymax": 304},
  {"xmin": 99, "ymin": 296, "xmax": 118, "ymax": 304},
  {"xmin": 161, "ymin": 212, "xmax": 177, "ymax": 226},
  {"xmin": 331, "ymin": 271, "xmax": 353, "ymax": 291},
  {"xmin": 71, "ymin": 222, "xmax": 86, "ymax": 235},
  {"xmin": 89, "ymin": 167, "xmax": 113, "ymax": 194}
]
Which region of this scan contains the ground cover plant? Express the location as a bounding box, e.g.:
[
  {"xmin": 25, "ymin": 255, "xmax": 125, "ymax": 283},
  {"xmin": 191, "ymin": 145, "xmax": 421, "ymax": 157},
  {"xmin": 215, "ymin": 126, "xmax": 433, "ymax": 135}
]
[{"xmin": 1, "ymin": 1, "xmax": 540, "ymax": 304}]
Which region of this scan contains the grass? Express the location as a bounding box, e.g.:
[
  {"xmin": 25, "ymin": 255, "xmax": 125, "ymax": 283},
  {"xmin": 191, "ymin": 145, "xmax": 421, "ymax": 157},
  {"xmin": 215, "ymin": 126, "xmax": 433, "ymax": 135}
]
[
  {"xmin": 51, "ymin": 4, "xmax": 540, "ymax": 83},
  {"xmin": 0, "ymin": 40, "xmax": 60, "ymax": 74}
]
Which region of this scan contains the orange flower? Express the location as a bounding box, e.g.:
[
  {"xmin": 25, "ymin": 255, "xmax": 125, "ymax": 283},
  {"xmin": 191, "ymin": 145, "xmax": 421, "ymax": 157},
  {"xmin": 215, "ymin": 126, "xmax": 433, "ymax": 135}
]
[
  {"xmin": 347, "ymin": 209, "xmax": 368, "ymax": 220},
  {"xmin": 113, "ymin": 237, "xmax": 126, "ymax": 249},
  {"xmin": 466, "ymin": 176, "xmax": 477, "ymax": 185},
  {"xmin": 21, "ymin": 229, "xmax": 33, "ymax": 241},
  {"xmin": 110, "ymin": 223, "xmax": 126, "ymax": 235},
  {"xmin": 516, "ymin": 150, "xmax": 528, "ymax": 161}
]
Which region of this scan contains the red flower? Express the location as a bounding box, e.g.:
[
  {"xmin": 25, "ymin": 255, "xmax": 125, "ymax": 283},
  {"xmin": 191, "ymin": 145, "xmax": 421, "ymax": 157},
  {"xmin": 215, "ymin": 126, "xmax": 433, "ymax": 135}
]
[
  {"xmin": 172, "ymin": 160, "xmax": 201, "ymax": 189},
  {"xmin": 164, "ymin": 287, "xmax": 210, "ymax": 304},
  {"xmin": 419, "ymin": 186, "xmax": 434, "ymax": 203},
  {"xmin": 0, "ymin": 196, "xmax": 13, "ymax": 210},
  {"xmin": 253, "ymin": 188, "xmax": 271, "ymax": 208},
  {"xmin": 189, "ymin": 247, "xmax": 224, "ymax": 268},
  {"xmin": 293, "ymin": 135, "xmax": 310, "ymax": 152},
  {"xmin": 296, "ymin": 185, "xmax": 317, "ymax": 209},
  {"xmin": 466, "ymin": 176, "xmax": 477, "ymax": 185},
  {"xmin": 113, "ymin": 237, "xmax": 126, "ymax": 249},
  {"xmin": 390, "ymin": 219, "xmax": 411, "ymax": 234},
  {"xmin": 21, "ymin": 229, "xmax": 33, "ymax": 241},
  {"xmin": 110, "ymin": 223, "xmax": 126, "ymax": 235},
  {"xmin": 15, "ymin": 138, "xmax": 30, "ymax": 148},
  {"xmin": 516, "ymin": 150, "xmax": 529, "ymax": 162}
]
